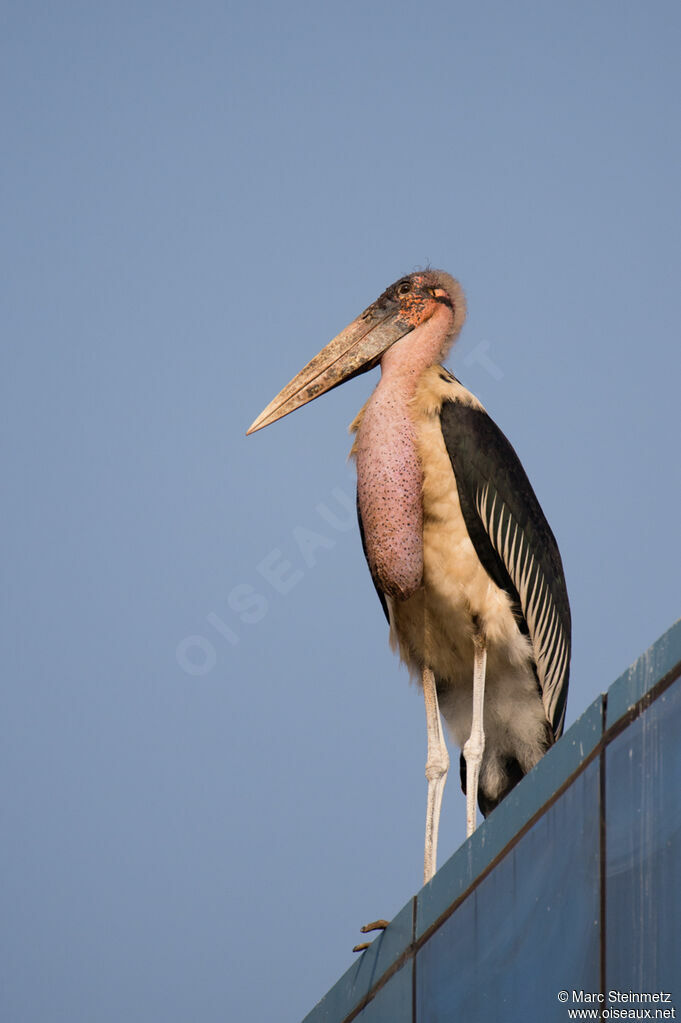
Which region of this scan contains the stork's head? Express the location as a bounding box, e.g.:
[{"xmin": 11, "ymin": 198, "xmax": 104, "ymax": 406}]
[{"xmin": 246, "ymin": 270, "xmax": 466, "ymax": 435}]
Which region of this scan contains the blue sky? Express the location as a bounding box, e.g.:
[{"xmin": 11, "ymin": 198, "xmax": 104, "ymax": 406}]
[{"xmin": 3, "ymin": 2, "xmax": 681, "ymax": 1020}]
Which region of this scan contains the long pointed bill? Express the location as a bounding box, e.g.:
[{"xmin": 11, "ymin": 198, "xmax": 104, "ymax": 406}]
[{"xmin": 246, "ymin": 299, "xmax": 413, "ymax": 435}]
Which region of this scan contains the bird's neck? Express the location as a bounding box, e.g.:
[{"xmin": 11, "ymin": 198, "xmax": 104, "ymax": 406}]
[{"xmin": 379, "ymin": 302, "xmax": 454, "ymax": 389}]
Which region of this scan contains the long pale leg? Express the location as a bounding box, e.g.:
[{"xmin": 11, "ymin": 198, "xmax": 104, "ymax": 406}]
[
  {"xmin": 423, "ymin": 666, "xmax": 449, "ymax": 884},
  {"xmin": 463, "ymin": 634, "xmax": 487, "ymax": 838}
]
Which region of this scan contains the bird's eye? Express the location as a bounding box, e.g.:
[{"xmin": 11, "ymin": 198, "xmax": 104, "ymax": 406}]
[{"xmin": 397, "ymin": 280, "xmax": 412, "ymax": 296}]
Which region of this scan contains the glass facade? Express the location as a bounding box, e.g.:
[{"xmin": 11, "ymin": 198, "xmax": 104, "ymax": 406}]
[
  {"xmin": 606, "ymin": 680, "xmax": 681, "ymax": 990},
  {"xmin": 416, "ymin": 763, "xmax": 600, "ymax": 1022},
  {"xmin": 302, "ymin": 620, "xmax": 681, "ymax": 1023}
]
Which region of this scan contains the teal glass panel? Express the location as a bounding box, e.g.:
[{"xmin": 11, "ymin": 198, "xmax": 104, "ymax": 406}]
[
  {"xmin": 606, "ymin": 618, "xmax": 681, "ymax": 727},
  {"xmin": 354, "ymin": 963, "xmax": 412, "ymax": 1023},
  {"xmin": 416, "ymin": 762, "xmax": 600, "ymax": 1022},
  {"xmin": 605, "ymin": 676, "xmax": 681, "ymax": 990},
  {"xmin": 417, "ymin": 693, "xmax": 603, "ymax": 940}
]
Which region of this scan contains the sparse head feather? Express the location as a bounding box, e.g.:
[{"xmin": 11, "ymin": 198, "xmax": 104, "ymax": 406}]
[{"xmin": 419, "ymin": 270, "xmax": 466, "ymax": 357}]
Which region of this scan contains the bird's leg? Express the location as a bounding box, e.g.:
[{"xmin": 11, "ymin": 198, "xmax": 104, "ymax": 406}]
[
  {"xmin": 463, "ymin": 633, "xmax": 487, "ymax": 838},
  {"xmin": 423, "ymin": 665, "xmax": 449, "ymax": 884}
]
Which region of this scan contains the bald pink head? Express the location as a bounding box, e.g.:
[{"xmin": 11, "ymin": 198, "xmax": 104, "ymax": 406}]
[{"xmin": 377, "ymin": 271, "xmax": 466, "ymax": 383}]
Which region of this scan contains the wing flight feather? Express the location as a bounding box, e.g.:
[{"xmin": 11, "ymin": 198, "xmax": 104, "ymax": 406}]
[{"xmin": 440, "ymin": 397, "xmax": 571, "ymax": 738}]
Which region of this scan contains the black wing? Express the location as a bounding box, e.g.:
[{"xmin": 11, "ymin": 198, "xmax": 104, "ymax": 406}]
[
  {"xmin": 356, "ymin": 492, "xmax": 390, "ymax": 623},
  {"xmin": 440, "ymin": 399, "xmax": 571, "ymax": 738}
]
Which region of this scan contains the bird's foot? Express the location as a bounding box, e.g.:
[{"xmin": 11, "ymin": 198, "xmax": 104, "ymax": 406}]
[{"xmin": 352, "ymin": 919, "xmax": 389, "ymax": 953}]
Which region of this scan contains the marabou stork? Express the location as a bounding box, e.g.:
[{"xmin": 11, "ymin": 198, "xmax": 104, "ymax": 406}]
[{"xmin": 247, "ymin": 271, "xmax": 571, "ymax": 884}]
